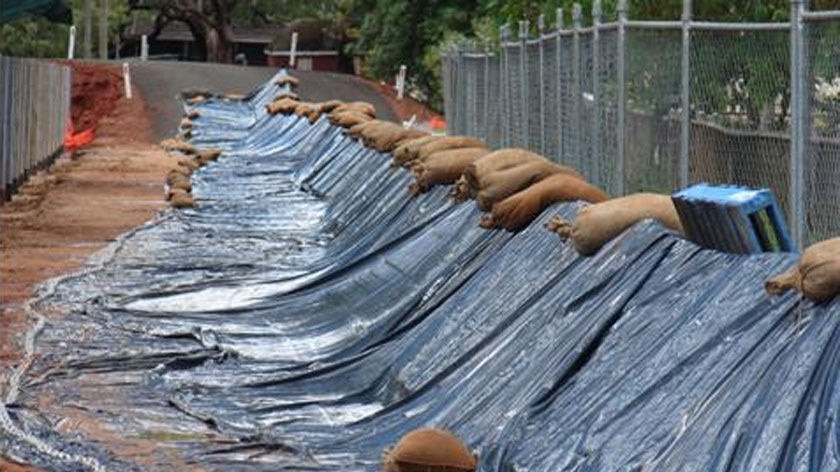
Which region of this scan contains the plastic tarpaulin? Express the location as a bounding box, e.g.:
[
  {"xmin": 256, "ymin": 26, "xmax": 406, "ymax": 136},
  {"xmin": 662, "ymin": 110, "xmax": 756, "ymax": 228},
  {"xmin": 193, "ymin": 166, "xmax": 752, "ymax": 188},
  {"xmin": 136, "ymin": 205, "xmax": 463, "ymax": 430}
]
[{"xmin": 2, "ymin": 71, "xmax": 839, "ymax": 472}]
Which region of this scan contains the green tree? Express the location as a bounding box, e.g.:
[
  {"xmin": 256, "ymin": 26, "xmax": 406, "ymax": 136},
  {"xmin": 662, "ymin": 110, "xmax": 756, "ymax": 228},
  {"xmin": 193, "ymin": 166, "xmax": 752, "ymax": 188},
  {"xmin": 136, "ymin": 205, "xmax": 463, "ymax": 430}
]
[{"xmin": 0, "ymin": 0, "xmax": 130, "ymax": 58}]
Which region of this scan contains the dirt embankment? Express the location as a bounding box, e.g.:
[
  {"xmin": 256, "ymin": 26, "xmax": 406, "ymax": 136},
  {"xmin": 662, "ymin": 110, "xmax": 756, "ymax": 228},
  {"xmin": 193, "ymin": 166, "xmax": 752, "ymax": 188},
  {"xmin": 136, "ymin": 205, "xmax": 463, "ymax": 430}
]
[
  {"xmin": 1, "ymin": 63, "xmax": 177, "ymax": 472},
  {"xmin": 1, "ymin": 62, "xmax": 172, "ymax": 367}
]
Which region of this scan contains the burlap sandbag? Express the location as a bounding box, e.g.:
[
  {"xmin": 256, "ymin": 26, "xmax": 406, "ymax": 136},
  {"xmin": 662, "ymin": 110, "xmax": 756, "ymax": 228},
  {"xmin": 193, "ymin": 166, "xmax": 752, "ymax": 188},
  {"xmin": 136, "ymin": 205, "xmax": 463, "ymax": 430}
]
[
  {"xmin": 465, "ymin": 148, "xmax": 582, "ymax": 194},
  {"xmin": 766, "ymin": 238, "xmax": 840, "ymax": 302},
  {"xmin": 392, "ymin": 135, "xmax": 443, "ymax": 167},
  {"xmin": 362, "ymin": 123, "xmax": 426, "ymax": 153},
  {"xmin": 480, "ymin": 174, "xmax": 609, "ymax": 231},
  {"xmin": 166, "ymin": 170, "xmax": 192, "ymax": 188},
  {"xmin": 331, "ymin": 101, "xmax": 376, "ymax": 118},
  {"xmin": 273, "ymin": 91, "xmax": 299, "ymax": 101},
  {"xmin": 547, "ymin": 193, "xmax": 684, "ymax": 256},
  {"xmin": 196, "ymin": 148, "xmax": 221, "ymax": 165},
  {"xmin": 221, "ymin": 93, "xmax": 245, "ymax": 100},
  {"xmin": 474, "ymin": 159, "xmax": 571, "ymax": 212},
  {"xmin": 266, "ymin": 97, "xmax": 300, "ymax": 115},
  {"xmin": 383, "ymin": 428, "xmax": 476, "ymax": 472},
  {"xmin": 168, "ymin": 175, "xmax": 192, "ymax": 192},
  {"xmin": 449, "ymin": 175, "xmax": 472, "ymax": 202},
  {"xmin": 328, "ymin": 110, "xmax": 373, "ymax": 128},
  {"xmin": 346, "ymin": 120, "xmax": 383, "ymax": 140},
  {"xmin": 186, "ymin": 95, "xmax": 206, "ymax": 105},
  {"xmin": 186, "ymin": 109, "xmax": 200, "ymax": 119},
  {"xmin": 409, "ymin": 148, "xmax": 490, "ymax": 195},
  {"xmin": 167, "ymin": 167, "xmax": 191, "ymax": 180},
  {"xmin": 275, "ymin": 75, "xmax": 299, "ymax": 88},
  {"xmin": 414, "ymin": 136, "xmax": 485, "ymax": 164},
  {"xmin": 167, "ymin": 188, "xmax": 195, "ymax": 208},
  {"xmin": 160, "ymin": 138, "xmax": 196, "ymax": 155},
  {"xmin": 293, "ymin": 102, "xmax": 320, "ymax": 122},
  {"xmin": 175, "ymin": 156, "xmax": 200, "ymax": 171},
  {"xmin": 180, "ymin": 118, "xmax": 194, "ymax": 129},
  {"xmin": 318, "ymin": 99, "xmax": 344, "ymax": 113}
]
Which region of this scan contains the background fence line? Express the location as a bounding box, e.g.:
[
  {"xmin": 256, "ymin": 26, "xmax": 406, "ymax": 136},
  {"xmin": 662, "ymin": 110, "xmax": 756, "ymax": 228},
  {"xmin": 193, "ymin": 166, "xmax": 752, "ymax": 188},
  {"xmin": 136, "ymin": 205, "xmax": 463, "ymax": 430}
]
[
  {"xmin": 442, "ymin": 0, "xmax": 840, "ymax": 247},
  {"xmin": 0, "ymin": 56, "xmax": 72, "ymax": 201}
]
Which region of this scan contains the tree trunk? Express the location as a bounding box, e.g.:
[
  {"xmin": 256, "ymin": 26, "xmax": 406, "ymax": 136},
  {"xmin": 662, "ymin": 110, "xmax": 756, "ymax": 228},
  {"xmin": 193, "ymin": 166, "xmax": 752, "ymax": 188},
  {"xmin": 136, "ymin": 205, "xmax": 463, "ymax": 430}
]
[{"xmin": 205, "ymin": 23, "xmax": 234, "ymax": 63}]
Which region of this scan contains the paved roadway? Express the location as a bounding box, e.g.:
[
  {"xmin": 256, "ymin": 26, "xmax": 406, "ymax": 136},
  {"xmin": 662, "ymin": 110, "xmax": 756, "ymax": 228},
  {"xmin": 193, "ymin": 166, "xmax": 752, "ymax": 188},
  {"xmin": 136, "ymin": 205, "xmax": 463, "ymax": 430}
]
[{"xmin": 129, "ymin": 61, "xmax": 397, "ymax": 140}]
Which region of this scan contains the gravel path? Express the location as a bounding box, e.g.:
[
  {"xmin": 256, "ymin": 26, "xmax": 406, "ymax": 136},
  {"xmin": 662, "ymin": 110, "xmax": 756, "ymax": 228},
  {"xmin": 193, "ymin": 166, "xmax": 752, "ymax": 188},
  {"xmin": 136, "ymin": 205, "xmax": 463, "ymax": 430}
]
[{"xmin": 129, "ymin": 61, "xmax": 397, "ymax": 140}]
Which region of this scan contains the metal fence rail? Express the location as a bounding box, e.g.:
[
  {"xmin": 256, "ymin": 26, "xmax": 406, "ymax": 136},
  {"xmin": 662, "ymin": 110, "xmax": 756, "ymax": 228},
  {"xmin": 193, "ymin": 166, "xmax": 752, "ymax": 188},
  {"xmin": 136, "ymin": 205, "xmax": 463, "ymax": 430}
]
[
  {"xmin": 0, "ymin": 56, "xmax": 72, "ymax": 200},
  {"xmin": 442, "ymin": 0, "xmax": 840, "ymax": 247}
]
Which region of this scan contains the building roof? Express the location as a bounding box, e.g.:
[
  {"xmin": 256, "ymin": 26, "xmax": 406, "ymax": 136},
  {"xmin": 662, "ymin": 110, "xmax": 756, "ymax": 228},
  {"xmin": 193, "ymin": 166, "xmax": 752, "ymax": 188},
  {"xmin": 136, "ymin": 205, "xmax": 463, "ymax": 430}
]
[{"xmin": 128, "ymin": 18, "xmax": 282, "ymax": 44}]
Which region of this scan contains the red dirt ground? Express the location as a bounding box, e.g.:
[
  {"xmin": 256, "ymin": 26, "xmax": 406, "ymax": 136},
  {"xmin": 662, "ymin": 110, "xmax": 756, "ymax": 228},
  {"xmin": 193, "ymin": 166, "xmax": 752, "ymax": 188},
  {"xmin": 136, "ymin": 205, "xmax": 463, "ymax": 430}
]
[
  {"xmin": 0, "ymin": 64, "xmax": 178, "ymax": 471},
  {"xmin": 59, "ymin": 61, "xmax": 124, "ymax": 132}
]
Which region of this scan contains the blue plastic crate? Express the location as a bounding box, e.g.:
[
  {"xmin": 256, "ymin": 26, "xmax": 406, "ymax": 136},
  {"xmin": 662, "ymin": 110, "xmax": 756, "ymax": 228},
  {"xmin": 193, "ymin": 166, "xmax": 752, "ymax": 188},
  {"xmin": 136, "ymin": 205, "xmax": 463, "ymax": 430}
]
[{"xmin": 672, "ymin": 183, "xmax": 794, "ymax": 253}]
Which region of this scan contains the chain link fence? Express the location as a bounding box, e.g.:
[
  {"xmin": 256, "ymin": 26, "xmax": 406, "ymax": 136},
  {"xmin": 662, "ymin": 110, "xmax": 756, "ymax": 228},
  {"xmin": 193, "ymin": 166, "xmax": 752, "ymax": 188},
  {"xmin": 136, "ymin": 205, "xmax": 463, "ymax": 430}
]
[
  {"xmin": 0, "ymin": 56, "xmax": 72, "ymax": 200},
  {"xmin": 442, "ymin": 1, "xmax": 840, "ymax": 247}
]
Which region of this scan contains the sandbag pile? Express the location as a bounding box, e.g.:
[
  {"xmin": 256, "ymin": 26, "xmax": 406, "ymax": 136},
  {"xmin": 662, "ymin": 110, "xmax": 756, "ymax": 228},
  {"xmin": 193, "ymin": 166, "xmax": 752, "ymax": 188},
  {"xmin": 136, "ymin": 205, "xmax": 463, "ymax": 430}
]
[
  {"xmin": 480, "ymin": 173, "xmax": 609, "ymax": 231},
  {"xmin": 409, "ymin": 147, "xmax": 490, "ymax": 195},
  {"xmin": 158, "ymin": 100, "xmax": 227, "ymax": 209},
  {"xmin": 766, "ymin": 237, "xmax": 840, "ymax": 303},
  {"xmin": 546, "ymin": 193, "xmax": 684, "ymax": 256}
]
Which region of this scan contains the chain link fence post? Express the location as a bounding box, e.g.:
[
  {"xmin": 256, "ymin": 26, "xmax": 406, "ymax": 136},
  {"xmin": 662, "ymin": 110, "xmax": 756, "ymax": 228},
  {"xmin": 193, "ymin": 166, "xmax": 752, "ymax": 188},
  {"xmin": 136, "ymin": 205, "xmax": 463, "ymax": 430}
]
[
  {"xmin": 615, "ymin": 0, "xmax": 627, "ymax": 196},
  {"xmin": 679, "ymin": 0, "xmax": 692, "ymax": 189},
  {"xmin": 572, "ymin": 4, "xmax": 583, "ymax": 168},
  {"xmin": 538, "ymin": 14, "xmax": 547, "ymax": 156},
  {"xmin": 500, "ymin": 24, "xmax": 509, "ymax": 147},
  {"xmin": 592, "ymin": 0, "xmax": 603, "ymax": 187},
  {"xmin": 556, "ymin": 8, "xmax": 565, "ymax": 162},
  {"xmin": 789, "ymin": 0, "xmax": 808, "ymax": 248},
  {"xmin": 483, "ymin": 41, "xmax": 491, "ymax": 143},
  {"xmin": 520, "ymin": 20, "xmax": 530, "ymax": 149}
]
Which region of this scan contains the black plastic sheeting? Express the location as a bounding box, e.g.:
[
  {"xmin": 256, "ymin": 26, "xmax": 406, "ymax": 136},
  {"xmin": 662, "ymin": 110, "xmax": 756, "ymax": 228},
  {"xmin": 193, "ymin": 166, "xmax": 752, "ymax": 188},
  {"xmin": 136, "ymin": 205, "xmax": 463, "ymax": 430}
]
[{"xmin": 3, "ymin": 71, "xmax": 840, "ymax": 471}]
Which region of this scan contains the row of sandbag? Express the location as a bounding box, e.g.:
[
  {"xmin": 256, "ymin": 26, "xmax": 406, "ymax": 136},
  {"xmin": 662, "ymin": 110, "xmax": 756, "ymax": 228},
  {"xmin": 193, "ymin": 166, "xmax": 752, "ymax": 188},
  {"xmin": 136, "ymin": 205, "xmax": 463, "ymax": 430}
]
[
  {"xmin": 262, "ymin": 80, "xmax": 839, "ymax": 305},
  {"xmin": 152, "ymin": 74, "xmax": 305, "ymax": 208}
]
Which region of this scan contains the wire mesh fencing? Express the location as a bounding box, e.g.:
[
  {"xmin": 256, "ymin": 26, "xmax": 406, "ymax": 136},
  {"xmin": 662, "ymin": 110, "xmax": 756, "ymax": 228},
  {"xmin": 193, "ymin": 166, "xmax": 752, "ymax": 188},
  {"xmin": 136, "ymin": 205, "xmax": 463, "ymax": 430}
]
[
  {"xmin": 442, "ymin": 2, "xmax": 840, "ymax": 247},
  {"xmin": 0, "ymin": 57, "xmax": 72, "ymax": 200}
]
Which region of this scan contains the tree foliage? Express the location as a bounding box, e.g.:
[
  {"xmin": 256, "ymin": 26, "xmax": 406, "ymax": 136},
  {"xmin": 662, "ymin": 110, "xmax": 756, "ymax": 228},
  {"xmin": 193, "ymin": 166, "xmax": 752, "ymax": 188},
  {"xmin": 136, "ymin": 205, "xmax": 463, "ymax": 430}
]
[{"xmin": 0, "ymin": 0, "xmax": 130, "ymax": 58}]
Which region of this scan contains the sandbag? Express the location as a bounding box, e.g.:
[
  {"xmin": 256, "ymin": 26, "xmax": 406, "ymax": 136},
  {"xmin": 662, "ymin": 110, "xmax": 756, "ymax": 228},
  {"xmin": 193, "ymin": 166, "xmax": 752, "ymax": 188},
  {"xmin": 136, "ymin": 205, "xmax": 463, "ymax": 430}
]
[
  {"xmin": 362, "ymin": 123, "xmax": 426, "ymax": 153},
  {"xmin": 383, "ymin": 428, "xmax": 476, "ymax": 472},
  {"xmin": 221, "ymin": 93, "xmax": 245, "ymax": 100},
  {"xmin": 480, "ymin": 174, "xmax": 608, "ymax": 231},
  {"xmin": 293, "ymin": 102, "xmax": 320, "ymax": 122},
  {"xmin": 346, "ymin": 120, "xmax": 383, "ymax": 139},
  {"xmin": 274, "ymin": 90, "xmax": 299, "ymax": 101},
  {"xmin": 168, "ymin": 176, "xmax": 192, "ymax": 192},
  {"xmin": 186, "ymin": 109, "xmax": 200, "ymax": 119},
  {"xmin": 160, "ymin": 138, "xmax": 196, "ymax": 155},
  {"xmin": 331, "ymin": 101, "xmax": 376, "ymax": 118},
  {"xmin": 167, "ymin": 188, "xmax": 195, "ymax": 208},
  {"xmin": 410, "ymin": 148, "xmax": 490, "ymax": 195},
  {"xmin": 175, "ymin": 156, "xmax": 200, "ymax": 171},
  {"xmin": 275, "ymin": 75, "xmax": 299, "ymax": 88},
  {"xmin": 186, "ymin": 95, "xmax": 206, "ymax": 105},
  {"xmin": 179, "ymin": 118, "xmax": 194, "ymax": 129},
  {"xmin": 474, "ymin": 159, "xmax": 571, "ymax": 212},
  {"xmin": 328, "ymin": 110, "xmax": 373, "ymax": 128},
  {"xmin": 414, "ymin": 136, "xmax": 486, "ymax": 164},
  {"xmin": 766, "ymin": 238, "xmax": 840, "ymax": 303},
  {"xmin": 195, "ymin": 148, "xmax": 221, "ymax": 165},
  {"xmin": 392, "ymin": 135, "xmax": 444, "ymax": 167},
  {"xmin": 266, "ymin": 97, "xmax": 299, "ymax": 115},
  {"xmin": 465, "ymin": 148, "xmax": 581, "ymax": 193},
  {"xmin": 318, "ymin": 99, "xmax": 344, "ymax": 113},
  {"xmin": 547, "ymin": 193, "xmax": 684, "ymax": 256},
  {"xmin": 449, "ymin": 175, "xmax": 472, "ymax": 202}
]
